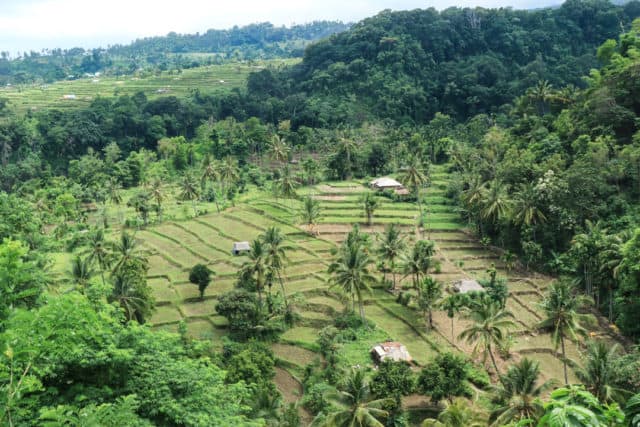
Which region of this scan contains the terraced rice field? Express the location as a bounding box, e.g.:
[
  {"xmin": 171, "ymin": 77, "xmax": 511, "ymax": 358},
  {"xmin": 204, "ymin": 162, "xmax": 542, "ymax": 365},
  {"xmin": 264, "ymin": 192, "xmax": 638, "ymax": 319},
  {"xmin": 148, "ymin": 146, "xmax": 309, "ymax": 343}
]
[
  {"xmin": 129, "ymin": 164, "xmax": 623, "ymax": 419},
  {"xmin": 2, "ymin": 59, "xmax": 298, "ymax": 113}
]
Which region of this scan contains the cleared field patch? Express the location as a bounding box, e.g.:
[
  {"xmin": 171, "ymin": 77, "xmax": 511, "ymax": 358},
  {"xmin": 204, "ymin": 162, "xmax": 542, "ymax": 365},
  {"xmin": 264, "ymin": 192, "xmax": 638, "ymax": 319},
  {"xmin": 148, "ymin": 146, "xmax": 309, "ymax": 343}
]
[
  {"xmin": 138, "ymin": 231, "xmax": 200, "ymax": 266},
  {"xmin": 211, "ymin": 260, "xmax": 242, "ymax": 277},
  {"xmin": 185, "ymin": 319, "xmax": 216, "ymax": 340},
  {"xmin": 182, "ymin": 221, "xmax": 237, "ymax": 249},
  {"xmin": 180, "ymin": 299, "xmax": 218, "ymax": 317},
  {"xmin": 149, "ymin": 278, "xmax": 179, "ymax": 303},
  {"xmin": 281, "ymin": 326, "xmax": 321, "ymax": 349},
  {"xmin": 522, "ymin": 352, "xmax": 578, "ymax": 384},
  {"xmin": 197, "ymin": 216, "xmax": 261, "ymax": 242},
  {"xmin": 147, "ymin": 254, "xmax": 180, "ymax": 277},
  {"xmin": 306, "ymin": 295, "xmax": 345, "ymax": 312},
  {"xmin": 150, "ymin": 305, "xmax": 183, "ymax": 325},
  {"xmin": 286, "ymin": 277, "xmax": 326, "ymax": 294},
  {"xmin": 285, "ymin": 262, "xmax": 327, "ymax": 278},
  {"xmin": 158, "ymin": 223, "xmax": 227, "ymax": 259},
  {"xmin": 272, "ymin": 343, "xmax": 320, "ymax": 367}
]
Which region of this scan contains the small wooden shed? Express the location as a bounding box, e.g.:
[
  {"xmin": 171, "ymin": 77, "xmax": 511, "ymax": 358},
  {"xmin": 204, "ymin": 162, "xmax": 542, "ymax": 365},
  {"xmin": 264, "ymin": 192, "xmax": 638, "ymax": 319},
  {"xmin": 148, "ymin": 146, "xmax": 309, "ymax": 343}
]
[{"xmin": 232, "ymin": 241, "xmax": 251, "ymax": 255}]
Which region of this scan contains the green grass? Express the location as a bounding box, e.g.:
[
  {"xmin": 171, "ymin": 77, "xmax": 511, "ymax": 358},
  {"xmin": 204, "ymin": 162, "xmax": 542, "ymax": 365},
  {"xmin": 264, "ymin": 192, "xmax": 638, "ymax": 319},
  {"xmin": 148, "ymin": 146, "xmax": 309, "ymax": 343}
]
[
  {"xmin": 272, "ymin": 343, "xmax": 320, "ymax": 367},
  {"xmin": 150, "ymin": 306, "xmax": 183, "ymax": 325},
  {"xmin": 2, "ymin": 60, "xmax": 298, "ymax": 113},
  {"xmin": 281, "ymin": 326, "xmax": 321, "ymax": 350}
]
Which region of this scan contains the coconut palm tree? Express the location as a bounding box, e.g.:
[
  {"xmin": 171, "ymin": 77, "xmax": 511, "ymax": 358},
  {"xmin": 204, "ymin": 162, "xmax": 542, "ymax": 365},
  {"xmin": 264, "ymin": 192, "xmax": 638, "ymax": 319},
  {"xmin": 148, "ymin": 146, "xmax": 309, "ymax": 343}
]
[
  {"xmin": 314, "ymin": 368, "xmax": 392, "ymax": 427},
  {"xmin": 275, "ymin": 165, "xmax": 298, "ymax": 201},
  {"xmin": 69, "ymin": 255, "xmax": 95, "ymax": 292},
  {"xmin": 626, "ymin": 393, "xmax": 640, "ymax": 427},
  {"xmin": 459, "ymin": 299, "xmax": 516, "ymax": 379},
  {"xmin": 337, "ymin": 134, "xmax": 358, "ymax": 180},
  {"xmin": 81, "ymin": 228, "xmax": 114, "ymax": 285},
  {"xmin": 598, "ymin": 231, "xmax": 628, "ymax": 321},
  {"xmin": 421, "ymin": 398, "xmax": 485, "ymax": 427},
  {"xmin": 268, "ymin": 135, "xmax": 290, "ymax": 166},
  {"xmin": 576, "ymin": 341, "xmax": 627, "ymax": 404},
  {"xmin": 490, "ymin": 358, "xmax": 554, "ymax": 426},
  {"xmin": 148, "ymin": 178, "xmax": 165, "ymax": 222},
  {"xmin": 107, "ymin": 178, "xmax": 123, "ymax": 224},
  {"xmin": 200, "ymin": 154, "xmax": 221, "ymax": 213},
  {"xmin": 219, "ymin": 156, "xmax": 240, "ymax": 195},
  {"xmin": 399, "ymin": 155, "xmax": 429, "ymax": 217},
  {"xmin": 440, "ymin": 294, "xmax": 464, "ymax": 341},
  {"xmin": 299, "ymin": 196, "xmax": 321, "ymax": 236},
  {"xmin": 240, "ymin": 239, "xmax": 268, "ymax": 306},
  {"xmin": 526, "ymin": 80, "xmax": 554, "ymax": 116},
  {"xmin": 418, "ymin": 276, "xmax": 442, "ymax": 329},
  {"xmin": 110, "ymin": 273, "xmax": 150, "ymax": 323},
  {"xmin": 360, "ymin": 192, "xmax": 379, "ymax": 227},
  {"xmin": 179, "ymin": 173, "xmax": 200, "ymax": 217},
  {"xmin": 261, "ymin": 226, "xmax": 292, "ymax": 309},
  {"xmin": 538, "ymin": 281, "xmax": 590, "ymax": 385},
  {"xmin": 112, "ymin": 232, "xmax": 147, "ymax": 277},
  {"xmin": 375, "ymin": 223, "xmax": 406, "ymax": 290},
  {"xmin": 481, "ymin": 179, "xmax": 511, "ymax": 224},
  {"xmin": 511, "ymin": 183, "xmax": 546, "ymax": 241},
  {"xmin": 328, "ymin": 240, "xmax": 376, "ymax": 323},
  {"xmin": 402, "ymin": 240, "xmax": 435, "ymax": 289}
]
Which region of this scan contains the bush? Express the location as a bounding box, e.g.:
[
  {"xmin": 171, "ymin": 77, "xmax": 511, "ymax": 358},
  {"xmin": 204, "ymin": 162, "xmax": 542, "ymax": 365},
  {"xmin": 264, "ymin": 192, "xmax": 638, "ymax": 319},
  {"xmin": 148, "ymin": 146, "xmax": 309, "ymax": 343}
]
[
  {"xmin": 334, "ymin": 311, "xmax": 373, "ymax": 330},
  {"xmin": 417, "ymin": 353, "xmax": 469, "ymax": 403},
  {"xmin": 302, "ymin": 382, "xmax": 334, "ymax": 415},
  {"xmin": 466, "ymin": 364, "xmax": 491, "ymax": 389}
]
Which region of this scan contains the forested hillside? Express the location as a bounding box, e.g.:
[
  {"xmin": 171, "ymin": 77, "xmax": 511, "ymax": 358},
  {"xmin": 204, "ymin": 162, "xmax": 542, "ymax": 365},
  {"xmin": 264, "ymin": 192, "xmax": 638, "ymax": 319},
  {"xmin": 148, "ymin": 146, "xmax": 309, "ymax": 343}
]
[
  {"xmin": 246, "ymin": 0, "xmax": 640, "ymax": 125},
  {"xmin": 0, "ymin": 21, "xmax": 348, "ymax": 84}
]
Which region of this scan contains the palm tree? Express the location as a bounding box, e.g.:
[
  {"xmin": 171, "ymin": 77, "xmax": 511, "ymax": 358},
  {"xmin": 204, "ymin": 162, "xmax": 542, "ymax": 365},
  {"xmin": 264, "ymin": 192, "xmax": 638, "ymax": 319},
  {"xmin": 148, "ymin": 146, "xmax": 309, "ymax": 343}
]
[
  {"xmin": 201, "ymin": 154, "xmax": 221, "ymax": 213},
  {"xmin": 219, "ymin": 156, "xmax": 240, "ymax": 195},
  {"xmin": 328, "ymin": 240, "xmax": 376, "ymax": 323},
  {"xmin": 490, "ymin": 358, "xmax": 554, "ymax": 426},
  {"xmin": 575, "ymin": 341, "xmax": 626, "ymax": 403},
  {"xmin": 69, "ymin": 255, "xmax": 95, "ymax": 292},
  {"xmin": 299, "ymin": 196, "xmax": 321, "ymax": 236},
  {"xmin": 512, "ymin": 183, "xmax": 546, "ymax": 240},
  {"xmin": 261, "ymin": 227, "xmax": 292, "ymax": 309},
  {"xmin": 598, "ymin": 231, "xmax": 627, "ymax": 321},
  {"xmin": 314, "ymin": 368, "xmax": 392, "ymax": 427},
  {"xmin": 179, "ymin": 173, "xmax": 200, "ymax": 217},
  {"xmin": 275, "ymin": 165, "xmax": 298, "ymax": 201},
  {"xmin": 421, "ymin": 398, "xmax": 485, "ymax": 427},
  {"xmin": 361, "ymin": 192, "xmax": 380, "ymax": 227},
  {"xmin": 418, "ymin": 276, "xmax": 442, "ymax": 329},
  {"xmin": 538, "ymin": 281, "xmax": 590, "ymax": 385},
  {"xmin": 440, "ymin": 294, "xmax": 464, "ymax": 341},
  {"xmin": 625, "ymin": 393, "xmax": 640, "ymax": 427},
  {"xmin": 148, "ymin": 178, "xmax": 165, "ymax": 222},
  {"xmin": 81, "ymin": 228, "xmax": 113, "ymax": 285},
  {"xmin": 268, "ymin": 135, "xmax": 290, "ymax": 165},
  {"xmin": 459, "ymin": 300, "xmax": 516, "ymax": 379},
  {"xmin": 110, "ymin": 273, "xmax": 150, "ymax": 323},
  {"xmin": 527, "ymin": 80, "xmax": 554, "ymax": 116},
  {"xmin": 399, "ymin": 155, "xmax": 429, "ymax": 218},
  {"xmin": 375, "ymin": 223, "xmax": 406, "ymax": 290},
  {"xmin": 337, "ymin": 134, "xmax": 358, "ymax": 180},
  {"xmin": 402, "ymin": 240, "xmax": 435, "ymax": 289},
  {"xmin": 570, "ymin": 220, "xmax": 606, "ymax": 299},
  {"xmin": 481, "ymin": 180, "xmax": 511, "ymax": 224},
  {"xmin": 112, "ymin": 232, "xmax": 147, "ymax": 277},
  {"xmin": 107, "ymin": 178, "xmax": 123, "ymax": 224},
  {"xmin": 240, "ymin": 239, "xmax": 268, "ymax": 306}
]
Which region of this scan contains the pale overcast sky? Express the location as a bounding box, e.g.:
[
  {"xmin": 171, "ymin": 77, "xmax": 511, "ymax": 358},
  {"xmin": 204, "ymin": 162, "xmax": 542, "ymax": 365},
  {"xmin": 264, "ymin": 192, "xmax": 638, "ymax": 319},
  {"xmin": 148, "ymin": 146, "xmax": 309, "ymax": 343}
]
[{"xmin": 0, "ymin": 0, "xmax": 563, "ymax": 54}]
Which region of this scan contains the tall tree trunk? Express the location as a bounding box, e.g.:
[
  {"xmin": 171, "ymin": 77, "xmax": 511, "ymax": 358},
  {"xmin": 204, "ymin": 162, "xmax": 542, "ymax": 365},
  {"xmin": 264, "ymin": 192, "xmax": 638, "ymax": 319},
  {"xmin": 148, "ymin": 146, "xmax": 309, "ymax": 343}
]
[
  {"xmin": 609, "ymin": 284, "xmax": 614, "ymax": 322},
  {"xmin": 451, "ymin": 316, "xmax": 454, "ymax": 341},
  {"xmin": 392, "ymin": 261, "xmax": 396, "ymax": 291},
  {"xmin": 277, "ymin": 271, "xmax": 288, "ymax": 309},
  {"xmin": 488, "ymin": 344, "xmax": 503, "ymax": 385},
  {"xmin": 561, "ymin": 335, "xmax": 568, "ymax": 385}
]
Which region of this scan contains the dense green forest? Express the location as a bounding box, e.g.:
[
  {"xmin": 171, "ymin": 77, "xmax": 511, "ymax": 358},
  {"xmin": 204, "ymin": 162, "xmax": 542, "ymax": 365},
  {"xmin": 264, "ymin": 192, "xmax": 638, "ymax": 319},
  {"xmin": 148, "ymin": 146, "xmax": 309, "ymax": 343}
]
[
  {"xmin": 0, "ymin": 21, "xmax": 349, "ymax": 84},
  {"xmin": 3, "ymin": 1, "xmax": 640, "ymax": 426}
]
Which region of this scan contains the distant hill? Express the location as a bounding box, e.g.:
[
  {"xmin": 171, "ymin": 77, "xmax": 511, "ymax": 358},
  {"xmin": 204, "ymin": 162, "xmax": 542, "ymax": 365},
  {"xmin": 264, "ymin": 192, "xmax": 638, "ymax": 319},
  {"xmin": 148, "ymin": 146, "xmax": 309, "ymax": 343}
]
[
  {"xmin": 243, "ymin": 0, "xmax": 640, "ymax": 125},
  {"xmin": 0, "ymin": 21, "xmax": 350, "ymax": 85}
]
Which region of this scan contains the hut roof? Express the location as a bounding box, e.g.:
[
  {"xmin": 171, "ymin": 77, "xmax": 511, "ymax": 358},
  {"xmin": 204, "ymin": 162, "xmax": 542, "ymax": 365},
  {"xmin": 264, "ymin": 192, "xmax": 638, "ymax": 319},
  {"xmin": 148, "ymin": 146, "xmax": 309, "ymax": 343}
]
[
  {"xmin": 370, "ymin": 177, "xmax": 403, "ymax": 189},
  {"xmin": 453, "ymin": 279, "xmax": 484, "ymax": 293},
  {"xmin": 232, "ymin": 241, "xmax": 251, "ymax": 252},
  {"xmin": 371, "ymin": 341, "xmax": 412, "ymax": 363}
]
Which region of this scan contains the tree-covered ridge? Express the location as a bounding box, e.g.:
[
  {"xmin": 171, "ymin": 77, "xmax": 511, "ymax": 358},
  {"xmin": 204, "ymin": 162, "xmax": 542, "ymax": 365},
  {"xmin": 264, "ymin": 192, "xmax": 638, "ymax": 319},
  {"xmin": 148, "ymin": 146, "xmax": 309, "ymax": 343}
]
[
  {"xmin": 246, "ymin": 0, "xmax": 640, "ymax": 125},
  {"xmin": 0, "ymin": 21, "xmax": 349, "ymax": 85}
]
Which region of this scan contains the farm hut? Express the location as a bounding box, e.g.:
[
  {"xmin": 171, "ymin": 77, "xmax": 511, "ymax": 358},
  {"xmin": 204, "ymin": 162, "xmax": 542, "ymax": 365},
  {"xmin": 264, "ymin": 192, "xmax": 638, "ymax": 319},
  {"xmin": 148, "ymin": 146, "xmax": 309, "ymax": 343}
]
[
  {"xmin": 62, "ymin": 94, "xmax": 77, "ymax": 100},
  {"xmin": 453, "ymin": 279, "xmax": 484, "ymax": 294},
  {"xmin": 370, "ymin": 341, "xmax": 412, "ymax": 364},
  {"xmin": 232, "ymin": 241, "xmax": 251, "ymax": 256},
  {"xmin": 394, "ymin": 188, "xmax": 410, "ymax": 196},
  {"xmin": 370, "ymin": 177, "xmax": 404, "ymax": 191}
]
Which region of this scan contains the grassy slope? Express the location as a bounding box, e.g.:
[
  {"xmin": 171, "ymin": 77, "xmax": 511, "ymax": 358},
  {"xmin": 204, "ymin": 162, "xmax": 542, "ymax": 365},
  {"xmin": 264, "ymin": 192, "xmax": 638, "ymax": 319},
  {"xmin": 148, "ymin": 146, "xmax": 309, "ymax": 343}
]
[{"xmin": 0, "ymin": 59, "xmax": 298, "ymax": 113}]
